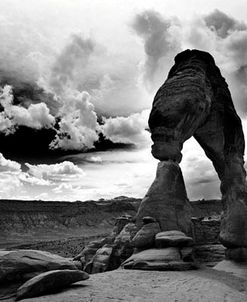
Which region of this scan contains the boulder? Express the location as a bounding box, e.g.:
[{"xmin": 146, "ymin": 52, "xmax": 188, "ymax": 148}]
[
  {"xmin": 155, "ymin": 231, "xmax": 194, "ymax": 248},
  {"xmin": 113, "ymin": 222, "xmax": 138, "ymax": 262},
  {"xmin": 0, "ymin": 250, "xmax": 77, "ymax": 283},
  {"xmin": 112, "ymin": 215, "xmax": 133, "ymax": 236},
  {"xmin": 132, "ymin": 222, "xmax": 160, "ymax": 249},
  {"xmin": 114, "ymin": 223, "xmax": 138, "ymax": 245},
  {"xmin": 90, "ymin": 244, "xmax": 113, "ymax": 274},
  {"xmin": 16, "ymin": 269, "xmax": 89, "ymax": 300},
  {"xmin": 73, "ymin": 238, "xmax": 108, "ymax": 263}
]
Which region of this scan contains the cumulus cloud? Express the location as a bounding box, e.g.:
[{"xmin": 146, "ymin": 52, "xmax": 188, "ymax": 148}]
[
  {"xmin": 0, "ymin": 85, "xmax": 55, "ymax": 134},
  {"xmin": 50, "ymin": 90, "xmax": 99, "ymax": 151},
  {"xmin": 101, "ymin": 109, "xmax": 150, "ymax": 146},
  {"xmin": 26, "ymin": 161, "xmax": 85, "ymax": 182},
  {"xmin": 87, "ymin": 156, "xmax": 102, "ymax": 163},
  {"xmin": 19, "ymin": 173, "xmax": 51, "ymax": 186},
  {"xmin": 0, "ymin": 152, "xmax": 89, "ymax": 200},
  {"xmin": 0, "ymin": 152, "xmax": 52, "ymax": 199},
  {"xmin": 0, "ymin": 152, "xmax": 21, "ymax": 172}
]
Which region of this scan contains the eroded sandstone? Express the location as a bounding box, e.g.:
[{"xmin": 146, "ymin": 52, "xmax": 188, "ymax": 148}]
[{"xmin": 136, "ymin": 49, "xmax": 247, "ymax": 260}]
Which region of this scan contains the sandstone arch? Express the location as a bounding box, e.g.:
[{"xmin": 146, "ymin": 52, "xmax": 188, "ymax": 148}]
[{"xmin": 136, "ymin": 49, "xmax": 247, "ymax": 259}]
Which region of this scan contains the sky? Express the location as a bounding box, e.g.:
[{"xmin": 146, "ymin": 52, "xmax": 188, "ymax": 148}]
[{"xmin": 0, "ymin": 0, "xmax": 247, "ymax": 201}]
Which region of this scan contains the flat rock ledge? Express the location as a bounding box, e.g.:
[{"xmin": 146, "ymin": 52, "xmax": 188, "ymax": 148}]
[{"xmin": 17, "ymin": 268, "xmax": 247, "ymax": 302}]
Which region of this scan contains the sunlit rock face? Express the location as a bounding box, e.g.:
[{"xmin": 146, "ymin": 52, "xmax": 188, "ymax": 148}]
[{"xmin": 136, "ymin": 49, "xmax": 247, "ymax": 258}]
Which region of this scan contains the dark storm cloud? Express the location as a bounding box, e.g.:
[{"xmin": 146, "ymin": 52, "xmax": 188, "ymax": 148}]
[
  {"xmin": 204, "ymin": 9, "xmax": 247, "ymax": 38},
  {"xmin": 131, "ymin": 10, "xmax": 181, "ymax": 89}
]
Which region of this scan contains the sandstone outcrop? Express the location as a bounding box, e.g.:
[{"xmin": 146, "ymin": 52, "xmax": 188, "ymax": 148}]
[{"xmin": 136, "ymin": 49, "xmax": 247, "ymax": 261}]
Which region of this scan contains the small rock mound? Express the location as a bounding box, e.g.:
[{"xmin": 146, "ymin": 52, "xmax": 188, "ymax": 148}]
[
  {"xmin": 155, "ymin": 230, "xmax": 194, "ymax": 248},
  {"xmin": 123, "ymin": 229, "xmax": 197, "ymax": 271}
]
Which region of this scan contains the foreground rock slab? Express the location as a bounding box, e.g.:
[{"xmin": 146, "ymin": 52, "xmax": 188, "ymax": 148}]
[
  {"xmin": 20, "ymin": 269, "xmax": 247, "ymax": 302},
  {"xmin": 0, "ymin": 250, "xmax": 77, "ymax": 283},
  {"xmin": 16, "ymin": 269, "xmax": 89, "ymax": 301}
]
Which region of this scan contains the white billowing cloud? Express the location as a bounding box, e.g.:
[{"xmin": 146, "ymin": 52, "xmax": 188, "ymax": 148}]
[
  {"xmin": 88, "ymin": 156, "xmax": 102, "ymax": 163},
  {"xmin": 0, "ymin": 85, "xmax": 55, "ymax": 133},
  {"xmin": 26, "ymin": 160, "xmax": 85, "ymax": 182},
  {"xmin": 50, "ymin": 90, "xmax": 99, "ymax": 151},
  {"xmin": 52, "ymin": 183, "xmax": 77, "ymax": 195},
  {"xmin": 0, "ymin": 152, "xmax": 51, "ymax": 199},
  {"xmin": 0, "ymin": 152, "xmax": 21, "ymax": 172},
  {"xmin": 19, "ymin": 173, "xmax": 51, "ymax": 186},
  {"xmin": 0, "ymin": 152, "xmax": 89, "ymax": 200},
  {"xmin": 0, "ymin": 173, "xmax": 23, "ymax": 198},
  {"xmin": 101, "ymin": 109, "xmax": 150, "ymax": 146}
]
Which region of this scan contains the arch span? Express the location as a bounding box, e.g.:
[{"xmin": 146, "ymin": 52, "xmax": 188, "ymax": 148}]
[{"xmin": 136, "ymin": 50, "xmax": 247, "ymax": 259}]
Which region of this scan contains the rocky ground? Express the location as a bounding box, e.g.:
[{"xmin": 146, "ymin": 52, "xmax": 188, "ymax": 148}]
[
  {"xmin": 18, "ymin": 268, "xmax": 247, "ymax": 302},
  {"xmin": 0, "ymin": 197, "xmax": 222, "ymax": 256},
  {"xmin": 0, "ymin": 197, "xmax": 246, "ymax": 302}
]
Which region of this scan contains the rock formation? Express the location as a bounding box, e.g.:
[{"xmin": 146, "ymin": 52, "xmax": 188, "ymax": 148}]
[{"xmin": 136, "ymin": 49, "xmax": 247, "ymax": 261}]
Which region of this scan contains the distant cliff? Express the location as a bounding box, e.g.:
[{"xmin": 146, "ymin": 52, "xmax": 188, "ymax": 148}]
[
  {"xmin": 0, "ymin": 196, "xmax": 140, "ymax": 249},
  {"xmin": 0, "ymin": 197, "xmax": 223, "ymax": 252}
]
